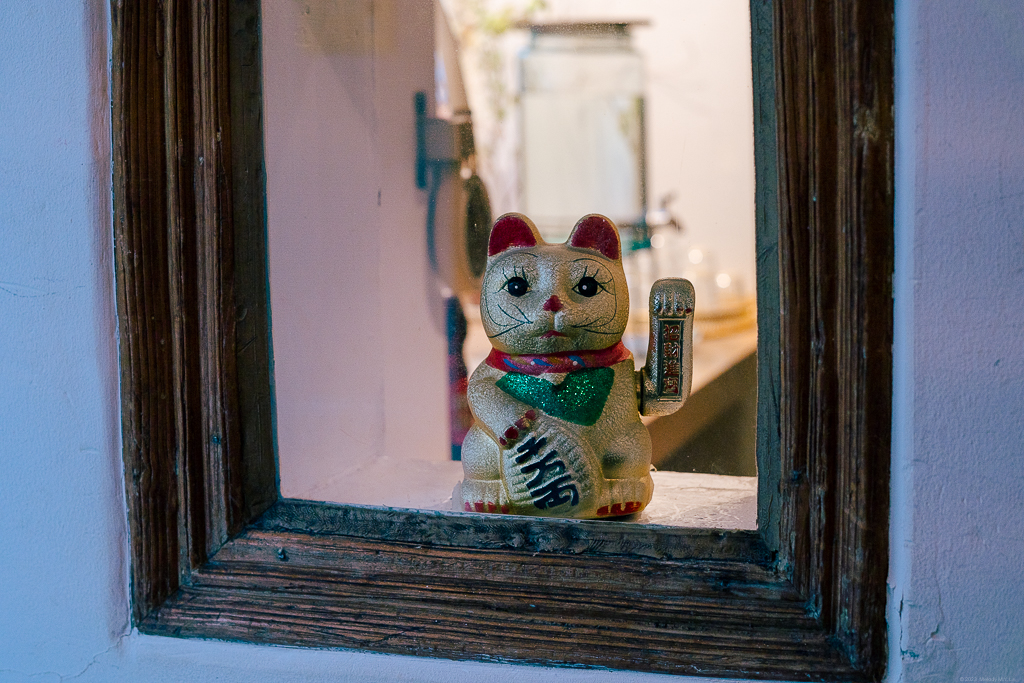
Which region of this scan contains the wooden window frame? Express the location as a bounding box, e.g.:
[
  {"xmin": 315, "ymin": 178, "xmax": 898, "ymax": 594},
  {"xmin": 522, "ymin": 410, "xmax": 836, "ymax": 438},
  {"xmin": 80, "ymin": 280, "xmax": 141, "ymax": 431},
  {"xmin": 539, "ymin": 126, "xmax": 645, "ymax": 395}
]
[{"xmin": 111, "ymin": 0, "xmax": 893, "ymax": 679}]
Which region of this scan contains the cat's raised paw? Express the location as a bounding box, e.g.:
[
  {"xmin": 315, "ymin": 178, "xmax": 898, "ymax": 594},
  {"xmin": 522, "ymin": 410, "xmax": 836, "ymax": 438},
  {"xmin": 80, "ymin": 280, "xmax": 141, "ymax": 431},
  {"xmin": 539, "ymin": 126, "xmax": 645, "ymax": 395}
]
[{"xmin": 650, "ymin": 278, "xmax": 695, "ymax": 318}]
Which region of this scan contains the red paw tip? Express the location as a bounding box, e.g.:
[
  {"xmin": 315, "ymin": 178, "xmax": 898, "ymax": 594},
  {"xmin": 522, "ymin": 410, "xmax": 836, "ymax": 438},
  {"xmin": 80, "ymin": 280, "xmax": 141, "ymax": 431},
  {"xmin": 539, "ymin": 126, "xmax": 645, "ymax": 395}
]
[
  {"xmin": 464, "ymin": 502, "xmax": 472, "ymax": 512},
  {"xmin": 504, "ymin": 426, "xmax": 519, "ymax": 440},
  {"xmin": 501, "ymin": 505, "xmax": 510, "ymax": 514},
  {"xmin": 597, "ymin": 502, "xmax": 642, "ymax": 517},
  {"xmin": 498, "ymin": 437, "xmax": 508, "ymax": 446},
  {"xmin": 474, "ymin": 501, "xmax": 486, "ymax": 512},
  {"xmin": 525, "ymin": 410, "xmax": 537, "ymax": 419},
  {"xmin": 486, "ymin": 502, "xmax": 496, "ymax": 513}
]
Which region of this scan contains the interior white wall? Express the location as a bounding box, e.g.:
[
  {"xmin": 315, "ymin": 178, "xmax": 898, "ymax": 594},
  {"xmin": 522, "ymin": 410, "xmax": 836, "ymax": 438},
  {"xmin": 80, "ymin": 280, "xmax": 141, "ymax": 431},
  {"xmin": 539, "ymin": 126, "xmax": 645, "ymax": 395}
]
[
  {"xmin": 264, "ymin": 0, "xmax": 460, "ymax": 506},
  {"xmin": 888, "ymin": 0, "xmax": 1024, "ymax": 680},
  {"xmin": 1, "ymin": 1, "xmax": 1022, "ymax": 682},
  {"xmin": 0, "ymin": 0, "xmax": 127, "ymax": 676}
]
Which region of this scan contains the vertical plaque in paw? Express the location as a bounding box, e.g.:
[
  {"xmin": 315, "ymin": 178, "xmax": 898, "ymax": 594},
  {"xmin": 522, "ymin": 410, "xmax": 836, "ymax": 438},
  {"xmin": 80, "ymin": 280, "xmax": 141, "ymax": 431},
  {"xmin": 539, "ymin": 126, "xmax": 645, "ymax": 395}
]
[{"xmin": 657, "ymin": 319, "xmax": 686, "ymax": 400}]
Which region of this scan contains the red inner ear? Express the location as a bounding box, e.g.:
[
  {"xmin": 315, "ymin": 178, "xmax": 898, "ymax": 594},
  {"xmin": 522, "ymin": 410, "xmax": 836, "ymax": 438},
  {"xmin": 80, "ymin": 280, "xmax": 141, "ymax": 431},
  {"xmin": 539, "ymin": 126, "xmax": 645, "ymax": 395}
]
[
  {"xmin": 488, "ymin": 214, "xmax": 538, "ymax": 256},
  {"xmin": 569, "ymin": 214, "xmax": 620, "ymax": 260}
]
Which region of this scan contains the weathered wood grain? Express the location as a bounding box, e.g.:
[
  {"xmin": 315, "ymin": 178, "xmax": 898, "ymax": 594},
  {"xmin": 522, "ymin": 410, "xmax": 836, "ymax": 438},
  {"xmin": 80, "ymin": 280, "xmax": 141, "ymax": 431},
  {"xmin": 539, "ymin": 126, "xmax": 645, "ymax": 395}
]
[
  {"xmin": 774, "ymin": 0, "xmax": 894, "ymax": 678},
  {"xmin": 144, "ymin": 531, "xmax": 859, "ymax": 680},
  {"xmin": 113, "ymin": 0, "xmax": 255, "ymax": 617},
  {"xmin": 257, "ymin": 499, "xmax": 769, "ymax": 563},
  {"xmin": 113, "ymin": 0, "xmax": 181, "ymax": 622},
  {"xmin": 750, "ymin": 0, "xmax": 783, "ymax": 556},
  {"xmin": 228, "ymin": 0, "xmax": 279, "ymax": 526}
]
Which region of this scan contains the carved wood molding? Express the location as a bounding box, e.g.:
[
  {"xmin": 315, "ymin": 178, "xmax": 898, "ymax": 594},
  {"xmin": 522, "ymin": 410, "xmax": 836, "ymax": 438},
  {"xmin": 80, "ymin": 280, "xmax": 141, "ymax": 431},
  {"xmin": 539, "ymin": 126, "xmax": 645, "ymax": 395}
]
[{"xmin": 774, "ymin": 1, "xmax": 894, "ymax": 675}]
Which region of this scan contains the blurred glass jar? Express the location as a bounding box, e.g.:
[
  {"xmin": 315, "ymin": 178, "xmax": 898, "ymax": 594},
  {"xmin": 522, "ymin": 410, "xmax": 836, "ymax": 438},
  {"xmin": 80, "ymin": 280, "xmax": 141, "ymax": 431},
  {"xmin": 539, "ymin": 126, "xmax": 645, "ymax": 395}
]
[{"xmin": 519, "ymin": 22, "xmax": 646, "ymax": 243}]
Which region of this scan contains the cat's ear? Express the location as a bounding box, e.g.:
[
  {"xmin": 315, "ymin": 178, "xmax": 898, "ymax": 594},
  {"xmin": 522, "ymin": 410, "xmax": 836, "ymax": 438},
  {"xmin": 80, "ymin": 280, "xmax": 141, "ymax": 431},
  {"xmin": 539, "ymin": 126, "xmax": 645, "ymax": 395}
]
[
  {"xmin": 488, "ymin": 213, "xmax": 542, "ymax": 257},
  {"xmin": 568, "ymin": 214, "xmax": 621, "ymax": 260}
]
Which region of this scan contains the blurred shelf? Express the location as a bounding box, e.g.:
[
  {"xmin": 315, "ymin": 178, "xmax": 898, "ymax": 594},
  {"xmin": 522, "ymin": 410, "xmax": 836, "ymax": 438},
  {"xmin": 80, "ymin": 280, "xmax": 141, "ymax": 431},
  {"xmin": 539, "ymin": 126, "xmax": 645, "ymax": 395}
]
[{"xmin": 648, "ymin": 333, "xmax": 757, "ymax": 475}]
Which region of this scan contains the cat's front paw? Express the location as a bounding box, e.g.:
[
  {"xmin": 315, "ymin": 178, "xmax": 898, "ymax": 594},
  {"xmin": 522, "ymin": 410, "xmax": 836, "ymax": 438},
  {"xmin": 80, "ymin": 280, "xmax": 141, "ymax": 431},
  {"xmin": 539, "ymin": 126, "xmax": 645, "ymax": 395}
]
[
  {"xmin": 459, "ymin": 478, "xmax": 510, "ymax": 514},
  {"xmin": 595, "ymin": 475, "xmax": 654, "ymax": 517},
  {"xmin": 595, "ymin": 501, "xmax": 644, "ymax": 517}
]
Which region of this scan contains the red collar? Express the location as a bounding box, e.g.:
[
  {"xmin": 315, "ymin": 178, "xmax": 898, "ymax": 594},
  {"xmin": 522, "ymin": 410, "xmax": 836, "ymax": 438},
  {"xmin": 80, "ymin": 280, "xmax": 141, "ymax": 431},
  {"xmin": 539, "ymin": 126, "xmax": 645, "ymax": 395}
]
[{"xmin": 485, "ymin": 342, "xmax": 632, "ymax": 375}]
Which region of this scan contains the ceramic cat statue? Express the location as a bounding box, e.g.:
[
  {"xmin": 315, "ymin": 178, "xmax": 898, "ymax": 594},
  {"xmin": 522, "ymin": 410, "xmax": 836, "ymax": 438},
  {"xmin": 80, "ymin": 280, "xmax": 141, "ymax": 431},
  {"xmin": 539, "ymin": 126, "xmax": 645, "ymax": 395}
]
[{"xmin": 456, "ymin": 213, "xmax": 694, "ymax": 519}]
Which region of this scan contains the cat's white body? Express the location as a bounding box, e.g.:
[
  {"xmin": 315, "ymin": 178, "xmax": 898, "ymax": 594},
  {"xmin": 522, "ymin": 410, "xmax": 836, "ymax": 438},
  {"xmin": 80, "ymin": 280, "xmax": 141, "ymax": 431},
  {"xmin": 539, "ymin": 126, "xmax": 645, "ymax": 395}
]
[
  {"xmin": 457, "ymin": 213, "xmax": 691, "ymax": 519},
  {"xmin": 461, "ymin": 357, "xmax": 652, "ymax": 518}
]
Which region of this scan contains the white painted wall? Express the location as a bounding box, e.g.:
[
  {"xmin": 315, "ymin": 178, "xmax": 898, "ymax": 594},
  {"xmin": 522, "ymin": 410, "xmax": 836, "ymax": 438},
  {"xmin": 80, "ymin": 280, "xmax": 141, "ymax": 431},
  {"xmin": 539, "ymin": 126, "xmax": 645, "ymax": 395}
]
[
  {"xmin": 264, "ymin": 0, "xmax": 462, "ymax": 507},
  {"xmin": 1, "ymin": 1, "xmax": 1021, "ymax": 681},
  {"xmin": 888, "ymin": 0, "xmax": 1024, "ymax": 679},
  {"xmin": 0, "ymin": 1, "xmax": 126, "ymax": 676}
]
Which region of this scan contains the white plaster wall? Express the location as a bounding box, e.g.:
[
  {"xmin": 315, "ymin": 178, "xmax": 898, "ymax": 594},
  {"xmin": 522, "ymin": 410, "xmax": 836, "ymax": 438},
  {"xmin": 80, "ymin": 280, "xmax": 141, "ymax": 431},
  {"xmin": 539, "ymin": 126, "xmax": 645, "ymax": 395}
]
[
  {"xmin": 0, "ymin": 0, "xmax": 127, "ymax": 676},
  {"xmin": 889, "ymin": 0, "xmax": 1024, "ymax": 680},
  {"xmin": 2, "ymin": 0, "xmax": 1023, "ymax": 681}
]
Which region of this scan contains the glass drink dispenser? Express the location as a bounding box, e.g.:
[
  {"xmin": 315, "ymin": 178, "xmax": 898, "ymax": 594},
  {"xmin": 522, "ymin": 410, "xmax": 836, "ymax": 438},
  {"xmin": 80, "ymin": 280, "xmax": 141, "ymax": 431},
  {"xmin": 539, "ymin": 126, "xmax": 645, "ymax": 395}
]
[{"xmin": 519, "ymin": 22, "xmax": 646, "ymax": 243}]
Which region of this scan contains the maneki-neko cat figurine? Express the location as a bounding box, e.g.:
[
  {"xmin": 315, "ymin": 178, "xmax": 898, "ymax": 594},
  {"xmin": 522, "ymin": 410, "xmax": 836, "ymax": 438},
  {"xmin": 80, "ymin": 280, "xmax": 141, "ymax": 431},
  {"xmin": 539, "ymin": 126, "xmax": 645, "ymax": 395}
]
[{"xmin": 456, "ymin": 212, "xmax": 694, "ymax": 519}]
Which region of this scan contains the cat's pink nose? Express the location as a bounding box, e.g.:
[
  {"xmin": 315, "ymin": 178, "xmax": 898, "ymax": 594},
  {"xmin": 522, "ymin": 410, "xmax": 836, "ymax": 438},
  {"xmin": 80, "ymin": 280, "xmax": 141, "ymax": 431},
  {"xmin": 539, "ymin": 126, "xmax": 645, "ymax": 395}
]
[{"xmin": 542, "ymin": 296, "xmax": 563, "ymax": 313}]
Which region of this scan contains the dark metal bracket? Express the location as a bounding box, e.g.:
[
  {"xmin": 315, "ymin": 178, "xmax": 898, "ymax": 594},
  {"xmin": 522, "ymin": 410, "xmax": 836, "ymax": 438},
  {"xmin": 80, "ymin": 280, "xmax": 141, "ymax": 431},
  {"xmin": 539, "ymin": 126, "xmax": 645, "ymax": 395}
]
[{"xmin": 415, "ymin": 91, "xmax": 461, "ymax": 189}]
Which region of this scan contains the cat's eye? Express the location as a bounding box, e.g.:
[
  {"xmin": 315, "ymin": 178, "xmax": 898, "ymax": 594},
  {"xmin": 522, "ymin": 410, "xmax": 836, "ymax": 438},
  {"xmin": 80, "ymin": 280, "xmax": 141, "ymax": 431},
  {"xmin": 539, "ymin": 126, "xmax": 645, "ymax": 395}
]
[
  {"xmin": 574, "ymin": 276, "xmax": 601, "ymax": 297},
  {"xmin": 504, "ymin": 276, "xmax": 529, "ymax": 297}
]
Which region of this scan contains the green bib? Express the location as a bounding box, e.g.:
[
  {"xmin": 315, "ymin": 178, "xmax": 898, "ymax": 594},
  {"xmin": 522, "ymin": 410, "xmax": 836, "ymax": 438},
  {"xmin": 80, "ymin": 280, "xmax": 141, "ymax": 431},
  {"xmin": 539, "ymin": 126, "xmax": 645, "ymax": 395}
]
[{"xmin": 496, "ymin": 367, "xmax": 614, "ymax": 426}]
